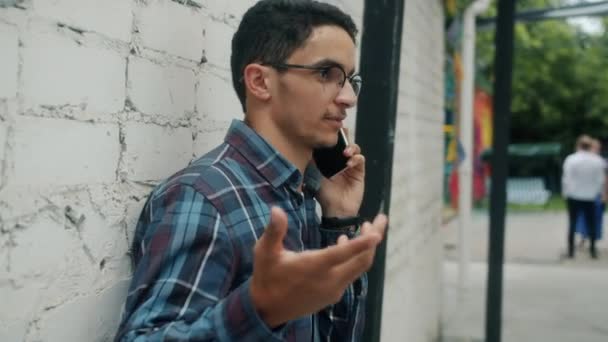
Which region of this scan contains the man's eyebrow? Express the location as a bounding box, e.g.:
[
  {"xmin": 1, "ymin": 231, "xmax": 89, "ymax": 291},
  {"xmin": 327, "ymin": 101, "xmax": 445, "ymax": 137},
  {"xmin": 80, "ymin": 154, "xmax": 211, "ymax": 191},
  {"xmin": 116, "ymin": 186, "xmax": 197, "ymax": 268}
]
[{"xmin": 312, "ymin": 58, "xmax": 357, "ymax": 75}]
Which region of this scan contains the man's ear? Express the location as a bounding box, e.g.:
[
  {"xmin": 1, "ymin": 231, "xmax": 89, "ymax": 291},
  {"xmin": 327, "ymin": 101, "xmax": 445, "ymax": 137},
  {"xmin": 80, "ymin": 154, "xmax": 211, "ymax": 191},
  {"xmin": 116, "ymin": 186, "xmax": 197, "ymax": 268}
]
[{"xmin": 243, "ymin": 64, "xmax": 271, "ymax": 101}]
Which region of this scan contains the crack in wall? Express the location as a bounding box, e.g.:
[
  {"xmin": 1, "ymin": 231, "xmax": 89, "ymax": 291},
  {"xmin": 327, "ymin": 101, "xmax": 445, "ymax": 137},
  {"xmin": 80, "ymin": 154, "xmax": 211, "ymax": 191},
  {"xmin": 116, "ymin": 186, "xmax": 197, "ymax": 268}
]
[
  {"xmin": 1, "ymin": 228, "xmax": 17, "ymax": 274},
  {"xmin": 136, "ymin": 45, "xmax": 201, "ymax": 69},
  {"xmin": 0, "ymin": 278, "xmax": 20, "ymax": 290},
  {"xmin": 123, "ymin": 110, "xmax": 192, "ymax": 128},
  {"xmin": 0, "ymin": 99, "xmax": 7, "ymax": 121},
  {"xmin": 85, "ymin": 187, "xmax": 109, "ymax": 221},
  {"xmin": 53, "ymin": 18, "xmax": 131, "ymax": 55},
  {"xmin": 171, "ymin": 0, "xmax": 202, "ymax": 10},
  {"xmin": 21, "ymin": 105, "xmax": 126, "ymax": 125},
  {"xmin": 24, "ymin": 315, "xmax": 41, "ymax": 341},
  {"xmin": 64, "ymin": 205, "xmax": 85, "ymax": 228},
  {"xmin": 0, "ymin": 0, "xmax": 24, "ymax": 8},
  {"xmin": 42, "ymin": 196, "xmax": 96, "ymax": 265},
  {"xmin": 120, "ymin": 204, "xmax": 132, "ymax": 262},
  {"xmin": 0, "ymin": 25, "xmax": 21, "ymax": 192},
  {"xmin": 0, "ymin": 121, "xmax": 12, "ymax": 192},
  {"xmin": 3, "ymin": 203, "xmax": 63, "ymax": 233},
  {"xmin": 57, "ymin": 22, "xmax": 85, "ymax": 35},
  {"xmin": 116, "ymin": 122, "xmax": 127, "ymax": 182}
]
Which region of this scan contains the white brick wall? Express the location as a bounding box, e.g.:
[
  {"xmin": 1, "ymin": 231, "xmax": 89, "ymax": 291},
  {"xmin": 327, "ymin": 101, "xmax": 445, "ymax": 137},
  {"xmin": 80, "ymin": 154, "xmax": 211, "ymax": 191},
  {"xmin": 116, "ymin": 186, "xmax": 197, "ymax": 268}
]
[
  {"xmin": 0, "ymin": 1, "xmax": 445, "ymax": 341},
  {"xmin": 21, "ymin": 23, "xmax": 126, "ymax": 115},
  {"xmin": 197, "ymin": 69, "xmax": 243, "ymax": 121},
  {"xmin": 123, "ymin": 122, "xmax": 193, "ymax": 181},
  {"xmin": 128, "ymin": 57, "xmax": 196, "ymax": 119},
  {"xmin": 204, "ymin": 18, "xmax": 235, "ymax": 70},
  {"xmin": 0, "ymin": 23, "xmax": 18, "ymax": 99},
  {"xmin": 137, "ymin": 0, "xmax": 205, "ymax": 62},
  {"xmin": 381, "ymin": 0, "xmax": 445, "ymax": 341},
  {"xmin": 12, "ymin": 116, "xmax": 120, "ymax": 185},
  {"xmin": 32, "ymin": 0, "xmax": 133, "ymax": 42}
]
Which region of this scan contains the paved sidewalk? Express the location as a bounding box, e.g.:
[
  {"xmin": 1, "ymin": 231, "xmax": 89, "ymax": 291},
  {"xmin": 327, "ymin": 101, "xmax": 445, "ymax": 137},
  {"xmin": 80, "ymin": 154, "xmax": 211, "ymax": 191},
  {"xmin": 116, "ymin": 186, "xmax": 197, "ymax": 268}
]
[
  {"xmin": 441, "ymin": 211, "xmax": 608, "ymax": 342},
  {"xmin": 443, "ymin": 211, "xmax": 608, "ymax": 265}
]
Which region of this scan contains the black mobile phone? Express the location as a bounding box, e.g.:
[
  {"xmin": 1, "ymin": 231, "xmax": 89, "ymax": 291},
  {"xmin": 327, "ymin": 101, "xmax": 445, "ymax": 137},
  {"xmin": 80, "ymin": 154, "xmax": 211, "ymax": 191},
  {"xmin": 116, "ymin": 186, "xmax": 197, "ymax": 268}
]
[{"xmin": 313, "ymin": 128, "xmax": 349, "ymax": 178}]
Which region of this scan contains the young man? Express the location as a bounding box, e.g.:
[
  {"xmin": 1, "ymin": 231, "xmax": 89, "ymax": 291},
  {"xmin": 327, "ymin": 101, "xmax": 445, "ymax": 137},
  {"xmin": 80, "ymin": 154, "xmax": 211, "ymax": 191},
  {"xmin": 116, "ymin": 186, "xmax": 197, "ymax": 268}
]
[
  {"xmin": 114, "ymin": 1, "xmax": 387, "ymax": 341},
  {"xmin": 562, "ymin": 135, "xmax": 605, "ymax": 259}
]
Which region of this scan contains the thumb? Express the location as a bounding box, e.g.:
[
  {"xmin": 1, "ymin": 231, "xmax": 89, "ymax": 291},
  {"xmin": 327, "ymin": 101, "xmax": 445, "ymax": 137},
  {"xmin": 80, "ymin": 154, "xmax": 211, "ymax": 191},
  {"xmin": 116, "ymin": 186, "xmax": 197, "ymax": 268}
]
[{"xmin": 259, "ymin": 206, "xmax": 288, "ymax": 252}]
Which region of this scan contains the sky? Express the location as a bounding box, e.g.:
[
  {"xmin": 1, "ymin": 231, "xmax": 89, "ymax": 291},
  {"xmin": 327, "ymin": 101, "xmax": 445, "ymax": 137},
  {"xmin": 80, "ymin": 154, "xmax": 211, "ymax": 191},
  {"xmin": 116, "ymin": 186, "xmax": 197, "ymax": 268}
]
[{"xmin": 563, "ymin": 0, "xmax": 606, "ymax": 34}]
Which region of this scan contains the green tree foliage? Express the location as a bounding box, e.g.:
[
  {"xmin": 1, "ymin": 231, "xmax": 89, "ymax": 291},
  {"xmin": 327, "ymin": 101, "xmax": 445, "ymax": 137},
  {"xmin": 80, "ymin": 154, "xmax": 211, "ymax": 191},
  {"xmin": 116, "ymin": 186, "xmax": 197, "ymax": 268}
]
[{"xmin": 476, "ymin": 0, "xmax": 608, "ymax": 154}]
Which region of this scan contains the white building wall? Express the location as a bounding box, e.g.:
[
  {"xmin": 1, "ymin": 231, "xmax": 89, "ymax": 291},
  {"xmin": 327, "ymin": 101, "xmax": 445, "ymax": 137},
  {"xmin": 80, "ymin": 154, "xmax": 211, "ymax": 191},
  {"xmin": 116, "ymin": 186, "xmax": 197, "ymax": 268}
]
[{"xmin": 381, "ymin": 0, "xmax": 446, "ymax": 341}]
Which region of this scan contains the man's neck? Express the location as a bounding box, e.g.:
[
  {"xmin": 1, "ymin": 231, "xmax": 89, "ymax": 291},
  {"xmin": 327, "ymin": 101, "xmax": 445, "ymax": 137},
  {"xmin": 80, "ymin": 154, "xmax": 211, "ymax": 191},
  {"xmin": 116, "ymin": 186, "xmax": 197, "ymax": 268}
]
[{"xmin": 244, "ymin": 115, "xmax": 312, "ymax": 178}]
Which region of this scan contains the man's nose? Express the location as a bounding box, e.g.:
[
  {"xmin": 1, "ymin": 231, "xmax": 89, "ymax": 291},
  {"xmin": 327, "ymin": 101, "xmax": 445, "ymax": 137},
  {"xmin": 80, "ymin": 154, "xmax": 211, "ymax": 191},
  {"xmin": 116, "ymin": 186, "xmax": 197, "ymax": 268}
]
[{"xmin": 335, "ymin": 81, "xmax": 357, "ymax": 108}]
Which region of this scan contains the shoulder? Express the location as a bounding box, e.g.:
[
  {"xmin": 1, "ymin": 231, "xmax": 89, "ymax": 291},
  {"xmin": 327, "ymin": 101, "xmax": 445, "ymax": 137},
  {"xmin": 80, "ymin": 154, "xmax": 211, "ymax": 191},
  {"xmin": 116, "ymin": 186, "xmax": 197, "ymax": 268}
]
[
  {"xmin": 150, "ymin": 143, "xmax": 260, "ymax": 209},
  {"xmin": 595, "ymin": 155, "xmax": 608, "ymax": 168}
]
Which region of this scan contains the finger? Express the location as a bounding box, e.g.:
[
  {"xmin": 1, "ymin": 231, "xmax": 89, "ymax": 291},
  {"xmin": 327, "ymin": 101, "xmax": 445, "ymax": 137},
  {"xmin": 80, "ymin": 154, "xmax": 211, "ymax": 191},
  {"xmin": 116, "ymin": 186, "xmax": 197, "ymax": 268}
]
[
  {"xmin": 346, "ymin": 154, "xmax": 365, "ymax": 169},
  {"xmin": 331, "ymin": 225, "xmax": 382, "ymax": 284},
  {"xmin": 370, "ymin": 214, "xmax": 388, "ymax": 239},
  {"xmin": 334, "ymin": 215, "xmax": 388, "ymax": 285},
  {"xmin": 337, "ymin": 234, "xmax": 349, "ymax": 245},
  {"xmin": 344, "ymin": 143, "xmax": 361, "ymax": 157},
  {"xmin": 358, "ymin": 214, "xmax": 388, "ymax": 242},
  {"xmin": 317, "ymin": 232, "xmax": 380, "ymax": 267},
  {"xmin": 333, "ymin": 246, "xmax": 377, "ymax": 286},
  {"xmin": 359, "ymin": 222, "xmax": 370, "ymax": 235},
  {"xmin": 258, "ymin": 207, "xmax": 289, "ymax": 253}
]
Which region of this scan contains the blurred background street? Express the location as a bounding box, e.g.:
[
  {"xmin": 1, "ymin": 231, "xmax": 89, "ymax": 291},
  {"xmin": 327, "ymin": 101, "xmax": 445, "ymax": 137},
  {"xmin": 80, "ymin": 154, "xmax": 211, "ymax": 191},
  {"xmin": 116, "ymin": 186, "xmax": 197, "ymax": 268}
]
[{"xmin": 442, "ymin": 211, "xmax": 608, "ymax": 341}]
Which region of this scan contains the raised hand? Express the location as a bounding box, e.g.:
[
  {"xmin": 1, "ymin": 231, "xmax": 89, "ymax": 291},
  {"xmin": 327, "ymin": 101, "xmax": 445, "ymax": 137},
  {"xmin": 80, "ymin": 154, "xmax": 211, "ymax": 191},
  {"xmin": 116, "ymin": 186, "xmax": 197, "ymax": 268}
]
[{"xmin": 249, "ymin": 207, "xmax": 387, "ymax": 328}]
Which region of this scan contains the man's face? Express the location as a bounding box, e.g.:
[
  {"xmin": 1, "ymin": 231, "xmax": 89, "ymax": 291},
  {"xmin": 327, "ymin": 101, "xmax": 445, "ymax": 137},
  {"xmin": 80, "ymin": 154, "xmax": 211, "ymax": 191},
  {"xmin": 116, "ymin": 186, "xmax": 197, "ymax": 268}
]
[{"xmin": 269, "ymin": 25, "xmax": 358, "ymax": 150}]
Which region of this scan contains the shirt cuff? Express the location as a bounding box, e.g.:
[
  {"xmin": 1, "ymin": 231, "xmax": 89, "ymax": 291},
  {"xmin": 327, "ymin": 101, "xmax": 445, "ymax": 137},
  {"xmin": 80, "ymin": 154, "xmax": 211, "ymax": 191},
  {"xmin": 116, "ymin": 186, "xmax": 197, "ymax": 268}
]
[{"xmin": 220, "ymin": 278, "xmax": 288, "ymax": 341}]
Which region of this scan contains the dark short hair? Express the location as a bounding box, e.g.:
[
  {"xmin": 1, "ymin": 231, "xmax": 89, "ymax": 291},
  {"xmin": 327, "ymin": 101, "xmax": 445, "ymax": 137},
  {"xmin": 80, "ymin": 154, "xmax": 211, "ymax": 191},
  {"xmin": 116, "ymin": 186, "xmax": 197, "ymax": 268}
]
[
  {"xmin": 577, "ymin": 134, "xmax": 593, "ymax": 151},
  {"xmin": 230, "ymin": 0, "xmax": 358, "ymax": 112}
]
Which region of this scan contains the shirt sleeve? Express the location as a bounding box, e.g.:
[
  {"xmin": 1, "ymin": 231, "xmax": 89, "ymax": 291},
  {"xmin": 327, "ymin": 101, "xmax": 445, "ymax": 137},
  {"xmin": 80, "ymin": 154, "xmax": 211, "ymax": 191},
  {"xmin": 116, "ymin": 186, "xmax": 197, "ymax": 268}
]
[
  {"xmin": 599, "ymin": 160, "xmax": 607, "ymax": 195},
  {"xmin": 562, "ymin": 156, "xmax": 572, "ymax": 197},
  {"xmin": 115, "ymin": 184, "xmax": 285, "ymax": 342}
]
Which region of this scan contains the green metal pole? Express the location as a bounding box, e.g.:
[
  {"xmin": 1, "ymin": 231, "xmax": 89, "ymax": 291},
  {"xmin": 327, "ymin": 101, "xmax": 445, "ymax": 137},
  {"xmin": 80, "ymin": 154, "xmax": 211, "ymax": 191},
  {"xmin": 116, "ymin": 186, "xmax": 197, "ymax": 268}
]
[
  {"xmin": 485, "ymin": 1, "xmax": 515, "ymax": 341},
  {"xmin": 355, "ymin": 0, "xmax": 405, "ymax": 341}
]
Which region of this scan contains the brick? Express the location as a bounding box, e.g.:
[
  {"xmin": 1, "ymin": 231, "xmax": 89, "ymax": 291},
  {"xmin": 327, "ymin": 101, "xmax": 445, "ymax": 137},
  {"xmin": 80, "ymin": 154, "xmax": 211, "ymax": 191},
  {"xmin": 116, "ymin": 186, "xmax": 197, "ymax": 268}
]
[
  {"xmin": 377, "ymin": 0, "xmax": 445, "ymax": 340},
  {"xmin": 50, "ymin": 188, "xmax": 128, "ymax": 270},
  {"xmin": 205, "ymin": 0, "xmax": 257, "ymax": 21},
  {"xmin": 9, "ymin": 214, "xmax": 83, "ymax": 281},
  {"xmin": 193, "ymin": 127, "xmax": 226, "ymax": 158},
  {"xmin": 128, "ymin": 58, "xmax": 196, "ymax": 119},
  {"xmin": 12, "ymin": 116, "xmax": 120, "ymax": 185},
  {"xmin": 36, "ymin": 280, "xmax": 130, "ymax": 342},
  {"xmin": 0, "ymin": 284, "xmax": 38, "ymax": 342},
  {"xmin": 138, "ymin": 1, "xmax": 205, "ymax": 61},
  {"xmin": 21, "ymin": 28, "xmax": 126, "ymax": 114},
  {"xmin": 0, "ymin": 122, "xmax": 7, "ymax": 184},
  {"xmin": 0, "ymin": 23, "xmax": 19, "ymax": 99},
  {"xmin": 32, "ymin": 0, "xmax": 132, "ymax": 42},
  {"xmin": 123, "ymin": 123, "xmax": 193, "ymax": 181},
  {"xmin": 197, "ymin": 71, "xmax": 243, "ymax": 122},
  {"xmin": 204, "ymin": 19, "xmax": 234, "ymax": 69},
  {"xmin": 124, "ymin": 195, "xmax": 148, "ymax": 245}
]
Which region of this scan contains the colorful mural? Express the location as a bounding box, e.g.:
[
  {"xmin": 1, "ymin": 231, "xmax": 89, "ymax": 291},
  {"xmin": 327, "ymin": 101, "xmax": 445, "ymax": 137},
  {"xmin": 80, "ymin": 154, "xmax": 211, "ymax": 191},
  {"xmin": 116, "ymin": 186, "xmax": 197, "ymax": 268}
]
[{"xmin": 443, "ymin": 0, "xmax": 493, "ymax": 211}]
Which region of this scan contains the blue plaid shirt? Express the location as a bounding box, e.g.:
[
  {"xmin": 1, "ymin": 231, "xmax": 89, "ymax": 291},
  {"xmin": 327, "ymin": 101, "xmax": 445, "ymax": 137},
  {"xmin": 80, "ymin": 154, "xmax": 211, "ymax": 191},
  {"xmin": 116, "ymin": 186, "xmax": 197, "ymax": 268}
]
[{"xmin": 115, "ymin": 120, "xmax": 367, "ymax": 341}]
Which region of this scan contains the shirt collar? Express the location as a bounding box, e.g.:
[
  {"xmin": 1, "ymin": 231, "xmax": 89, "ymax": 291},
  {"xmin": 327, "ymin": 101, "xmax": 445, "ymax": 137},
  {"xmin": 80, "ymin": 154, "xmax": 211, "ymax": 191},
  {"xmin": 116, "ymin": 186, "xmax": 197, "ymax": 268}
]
[{"xmin": 225, "ymin": 120, "xmax": 313, "ymax": 190}]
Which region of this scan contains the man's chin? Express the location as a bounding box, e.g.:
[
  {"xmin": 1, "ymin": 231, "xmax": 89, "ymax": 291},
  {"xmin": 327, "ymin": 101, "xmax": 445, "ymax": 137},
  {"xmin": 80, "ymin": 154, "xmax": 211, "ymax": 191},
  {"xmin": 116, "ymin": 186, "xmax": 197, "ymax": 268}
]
[{"xmin": 314, "ymin": 138, "xmax": 339, "ymax": 149}]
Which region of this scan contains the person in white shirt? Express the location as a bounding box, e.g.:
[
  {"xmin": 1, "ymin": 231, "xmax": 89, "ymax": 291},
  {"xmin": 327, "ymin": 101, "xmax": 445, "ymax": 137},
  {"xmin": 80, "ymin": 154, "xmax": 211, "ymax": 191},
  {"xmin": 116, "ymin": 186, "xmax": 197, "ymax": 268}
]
[{"xmin": 562, "ymin": 135, "xmax": 606, "ymax": 259}]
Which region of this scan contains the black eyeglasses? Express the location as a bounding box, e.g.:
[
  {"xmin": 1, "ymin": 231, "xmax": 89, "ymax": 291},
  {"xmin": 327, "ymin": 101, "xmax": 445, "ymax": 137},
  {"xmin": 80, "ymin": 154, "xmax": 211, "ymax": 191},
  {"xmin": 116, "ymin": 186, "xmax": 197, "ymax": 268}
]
[{"xmin": 264, "ymin": 62, "xmax": 362, "ymax": 97}]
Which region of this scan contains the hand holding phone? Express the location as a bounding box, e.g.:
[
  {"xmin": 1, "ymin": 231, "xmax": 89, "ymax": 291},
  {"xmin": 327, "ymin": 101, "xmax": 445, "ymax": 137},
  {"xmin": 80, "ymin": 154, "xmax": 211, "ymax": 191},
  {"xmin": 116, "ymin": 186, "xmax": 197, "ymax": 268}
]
[{"xmin": 313, "ymin": 128, "xmax": 349, "ymax": 178}]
